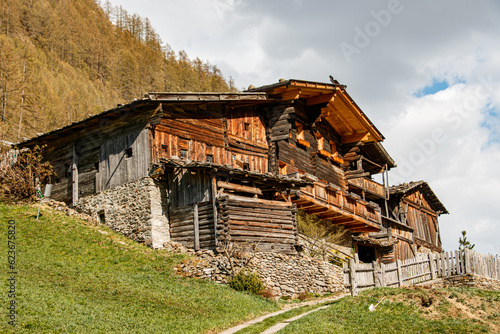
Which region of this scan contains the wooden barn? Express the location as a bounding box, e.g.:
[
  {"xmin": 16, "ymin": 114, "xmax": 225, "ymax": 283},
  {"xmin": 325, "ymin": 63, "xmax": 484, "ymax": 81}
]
[
  {"xmin": 354, "ymin": 181, "xmax": 448, "ymax": 263},
  {"xmin": 16, "ymin": 77, "xmax": 448, "ymax": 260}
]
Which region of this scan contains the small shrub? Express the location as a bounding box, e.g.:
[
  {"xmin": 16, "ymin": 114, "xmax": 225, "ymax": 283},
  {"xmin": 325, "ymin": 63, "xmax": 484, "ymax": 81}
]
[
  {"xmin": 257, "ymin": 288, "xmax": 277, "ymax": 299},
  {"xmin": 298, "ymin": 292, "xmax": 314, "ymax": 301},
  {"xmin": 229, "ymin": 269, "xmax": 264, "ymax": 294},
  {"xmin": 0, "ymin": 144, "xmax": 54, "ymax": 201}
]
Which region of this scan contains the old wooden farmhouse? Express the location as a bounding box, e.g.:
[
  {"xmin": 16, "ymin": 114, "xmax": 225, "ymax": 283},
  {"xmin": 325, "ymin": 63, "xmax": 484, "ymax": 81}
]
[{"xmin": 18, "ymin": 78, "xmax": 448, "ymax": 262}]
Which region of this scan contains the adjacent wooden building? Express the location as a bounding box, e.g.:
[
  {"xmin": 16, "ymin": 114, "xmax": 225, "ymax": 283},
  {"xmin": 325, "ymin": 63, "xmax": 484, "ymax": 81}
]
[{"xmin": 17, "ymin": 78, "xmax": 448, "ymax": 260}]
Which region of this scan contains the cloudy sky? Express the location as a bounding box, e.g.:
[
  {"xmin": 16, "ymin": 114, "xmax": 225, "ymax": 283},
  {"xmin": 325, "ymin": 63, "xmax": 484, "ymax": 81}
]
[{"xmin": 107, "ymin": 0, "xmax": 500, "ymax": 255}]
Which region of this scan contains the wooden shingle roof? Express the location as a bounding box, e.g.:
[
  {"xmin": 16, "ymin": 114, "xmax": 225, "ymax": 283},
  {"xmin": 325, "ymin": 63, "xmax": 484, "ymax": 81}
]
[{"xmin": 390, "ymin": 181, "xmax": 449, "ymax": 215}]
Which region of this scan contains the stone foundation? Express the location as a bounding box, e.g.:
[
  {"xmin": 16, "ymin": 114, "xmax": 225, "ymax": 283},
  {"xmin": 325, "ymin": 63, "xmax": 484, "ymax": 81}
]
[
  {"xmin": 443, "ymin": 274, "xmax": 500, "ymax": 291},
  {"xmin": 174, "ymin": 247, "xmax": 344, "ymax": 298},
  {"xmin": 76, "ymin": 177, "xmax": 169, "ymax": 248}
]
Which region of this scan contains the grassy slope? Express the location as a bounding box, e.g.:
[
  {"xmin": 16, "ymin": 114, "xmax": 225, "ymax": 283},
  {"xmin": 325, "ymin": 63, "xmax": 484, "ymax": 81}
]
[
  {"xmin": 279, "ymin": 287, "xmax": 500, "ymax": 334},
  {"xmin": 0, "ymin": 203, "xmax": 278, "ymax": 333}
]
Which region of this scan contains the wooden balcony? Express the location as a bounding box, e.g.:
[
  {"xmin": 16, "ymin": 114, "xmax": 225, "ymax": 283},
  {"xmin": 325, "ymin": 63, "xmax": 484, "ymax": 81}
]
[
  {"xmin": 291, "ymin": 182, "xmax": 382, "ymax": 233},
  {"xmin": 348, "ymin": 177, "xmax": 387, "ymax": 199}
]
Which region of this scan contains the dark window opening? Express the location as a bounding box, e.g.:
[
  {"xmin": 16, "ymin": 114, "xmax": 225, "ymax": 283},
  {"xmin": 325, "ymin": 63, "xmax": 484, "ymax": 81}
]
[
  {"xmin": 244, "ymin": 122, "xmax": 250, "ymax": 131},
  {"xmin": 206, "ymin": 154, "xmax": 213, "ymax": 163},
  {"xmin": 180, "ymin": 149, "xmax": 187, "ymax": 159},
  {"xmin": 357, "ymin": 244, "xmax": 376, "ymax": 263},
  {"xmin": 125, "ymin": 147, "xmax": 133, "ymax": 158},
  {"xmin": 161, "ymin": 144, "xmax": 168, "ymax": 152},
  {"xmin": 242, "ymin": 162, "xmax": 250, "ymax": 171},
  {"xmin": 98, "ymin": 211, "xmax": 105, "ymax": 223},
  {"xmin": 94, "ymin": 162, "xmax": 99, "ymax": 172}
]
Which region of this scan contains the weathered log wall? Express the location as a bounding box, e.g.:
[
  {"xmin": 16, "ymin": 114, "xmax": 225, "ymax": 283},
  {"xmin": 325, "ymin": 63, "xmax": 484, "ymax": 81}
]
[
  {"xmin": 153, "ymin": 103, "xmax": 268, "ymax": 173},
  {"xmin": 170, "ymin": 201, "xmax": 216, "ymax": 250},
  {"xmin": 167, "ymin": 168, "xmax": 212, "ymax": 208},
  {"xmin": 401, "ymin": 189, "xmax": 440, "ymax": 250},
  {"xmin": 34, "ymin": 108, "xmax": 152, "ymax": 204},
  {"xmin": 267, "ymin": 102, "xmax": 345, "ymax": 189},
  {"xmin": 217, "ymin": 194, "xmax": 298, "ymax": 254}
]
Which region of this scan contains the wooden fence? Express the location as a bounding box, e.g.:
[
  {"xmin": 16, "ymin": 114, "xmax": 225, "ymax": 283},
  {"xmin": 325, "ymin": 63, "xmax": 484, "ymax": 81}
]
[{"xmin": 344, "ymin": 249, "xmax": 500, "ymax": 295}]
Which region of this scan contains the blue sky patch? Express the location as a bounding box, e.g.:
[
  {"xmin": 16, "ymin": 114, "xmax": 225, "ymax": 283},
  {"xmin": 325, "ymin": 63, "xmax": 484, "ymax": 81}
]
[{"xmin": 414, "ymin": 79, "xmax": 450, "ymax": 97}]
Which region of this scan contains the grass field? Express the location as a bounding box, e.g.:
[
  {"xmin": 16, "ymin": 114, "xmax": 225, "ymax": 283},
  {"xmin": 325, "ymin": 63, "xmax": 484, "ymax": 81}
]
[
  {"xmin": 0, "ymin": 203, "xmax": 278, "ymax": 333},
  {"xmin": 277, "ymin": 287, "xmax": 500, "ymax": 333}
]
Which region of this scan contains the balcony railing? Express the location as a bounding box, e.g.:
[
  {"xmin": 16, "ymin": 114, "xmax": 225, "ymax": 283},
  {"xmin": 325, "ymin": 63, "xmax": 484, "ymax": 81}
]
[
  {"xmin": 293, "ymin": 181, "xmax": 382, "ymax": 232},
  {"xmin": 348, "ymin": 177, "xmax": 387, "ymax": 199}
]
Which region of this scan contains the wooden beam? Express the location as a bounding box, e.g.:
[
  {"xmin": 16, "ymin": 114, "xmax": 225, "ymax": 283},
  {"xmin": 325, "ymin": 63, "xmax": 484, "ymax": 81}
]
[
  {"xmin": 282, "ymin": 89, "xmax": 301, "ymax": 100},
  {"xmin": 217, "ymin": 181, "xmax": 262, "ymax": 195},
  {"xmin": 341, "ymin": 132, "xmax": 371, "ymax": 144},
  {"xmin": 306, "ymin": 93, "xmax": 335, "ymax": 106}
]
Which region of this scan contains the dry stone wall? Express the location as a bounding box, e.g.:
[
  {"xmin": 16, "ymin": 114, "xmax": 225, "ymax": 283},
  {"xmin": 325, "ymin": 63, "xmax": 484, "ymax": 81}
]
[
  {"xmin": 76, "ymin": 177, "xmax": 169, "ymax": 248},
  {"xmin": 173, "ymin": 245, "xmax": 344, "ymax": 298},
  {"xmin": 443, "ymin": 274, "xmax": 500, "ymax": 291}
]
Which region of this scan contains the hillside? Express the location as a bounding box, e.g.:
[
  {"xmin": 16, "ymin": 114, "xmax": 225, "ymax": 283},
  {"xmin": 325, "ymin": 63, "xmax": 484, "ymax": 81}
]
[
  {"xmin": 0, "ymin": 0, "xmax": 234, "ymax": 143},
  {"xmin": 0, "ymin": 203, "xmax": 277, "ymax": 333}
]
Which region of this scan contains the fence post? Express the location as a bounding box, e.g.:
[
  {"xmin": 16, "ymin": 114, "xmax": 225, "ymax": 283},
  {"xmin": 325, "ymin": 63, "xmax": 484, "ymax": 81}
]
[
  {"xmin": 429, "ymin": 253, "xmax": 437, "ymax": 280},
  {"xmin": 458, "ymin": 249, "xmax": 464, "ymax": 274},
  {"xmin": 465, "ymin": 248, "xmax": 471, "ymax": 274},
  {"xmin": 349, "ymin": 258, "xmax": 358, "ymax": 296},
  {"xmin": 381, "ymin": 262, "xmax": 386, "ymax": 287},
  {"xmin": 372, "ymin": 261, "xmax": 382, "ymax": 288},
  {"xmin": 396, "ymin": 259, "xmax": 403, "ymax": 287},
  {"xmin": 436, "ymin": 252, "xmax": 442, "ymax": 278}
]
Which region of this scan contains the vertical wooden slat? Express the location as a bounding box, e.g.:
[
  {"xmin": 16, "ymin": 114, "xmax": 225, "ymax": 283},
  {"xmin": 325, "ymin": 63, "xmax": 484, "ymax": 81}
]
[
  {"xmin": 211, "ymin": 174, "xmax": 218, "ymax": 246},
  {"xmin": 72, "ymin": 144, "xmax": 78, "ymax": 206},
  {"xmin": 396, "ymin": 259, "xmax": 403, "ymax": 287},
  {"xmin": 193, "ymin": 203, "xmax": 199, "ymax": 251},
  {"xmin": 349, "ymin": 259, "xmax": 357, "ymax": 296},
  {"xmin": 429, "ymin": 253, "xmax": 437, "ymax": 280}
]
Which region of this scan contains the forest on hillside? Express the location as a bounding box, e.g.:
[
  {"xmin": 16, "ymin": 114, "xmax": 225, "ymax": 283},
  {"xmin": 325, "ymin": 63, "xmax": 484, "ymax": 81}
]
[{"xmin": 0, "ymin": 0, "xmax": 235, "ymax": 143}]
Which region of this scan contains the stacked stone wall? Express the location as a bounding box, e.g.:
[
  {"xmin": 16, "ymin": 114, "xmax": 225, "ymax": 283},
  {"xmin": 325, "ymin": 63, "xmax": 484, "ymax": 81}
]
[
  {"xmin": 443, "ymin": 274, "xmax": 500, "ymax": 291},
  {"xmin": 76, "ymin": 177, "xmax": 169, "ymax": 248},
  {"xmin": 173, "ymin": 247, "xmax": 344, "ymax": 298}
]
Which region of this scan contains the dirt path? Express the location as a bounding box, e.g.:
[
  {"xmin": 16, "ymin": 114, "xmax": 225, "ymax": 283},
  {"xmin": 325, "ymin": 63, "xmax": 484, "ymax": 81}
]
[{"xmin": 218, "ymin": 293, "xmax": 347, "ymax": 334}]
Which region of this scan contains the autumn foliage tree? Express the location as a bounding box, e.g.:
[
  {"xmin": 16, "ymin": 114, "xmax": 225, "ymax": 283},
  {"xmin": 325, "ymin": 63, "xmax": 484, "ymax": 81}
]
[
  {"xmin": 0, "ymin": 0, "xmax": 234, "ymax": 143},
  {"xmin": 0, "ymin": 144, "xmax": 54, "ymax": 201}
]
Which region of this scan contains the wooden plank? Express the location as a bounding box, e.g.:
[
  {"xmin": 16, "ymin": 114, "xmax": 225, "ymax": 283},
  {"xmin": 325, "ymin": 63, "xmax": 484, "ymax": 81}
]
[
  {"xmin": 396, "ymin": 260, "xmax": 403, "ymax": 287},
  {"xmin": 349, "ymin": 259, "xmax": 358, "ymax": 296},
  {"xmin": 72, "ymin": 144, "xmax": 78, "ymax": 206},
  {"xmin": 217, "ymin": 181, "xmax": 263, "ymax": 195}
]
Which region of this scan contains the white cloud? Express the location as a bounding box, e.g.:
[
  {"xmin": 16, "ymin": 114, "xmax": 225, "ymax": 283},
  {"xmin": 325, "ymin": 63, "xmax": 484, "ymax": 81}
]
[{"xmin": 106, "ymin": 0, "xmax": 500, "ymax": 255}]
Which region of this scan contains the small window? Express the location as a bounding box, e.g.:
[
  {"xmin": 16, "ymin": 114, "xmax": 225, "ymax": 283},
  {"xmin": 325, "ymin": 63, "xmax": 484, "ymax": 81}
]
[
  {"xmin": 94, "ymin": 162, "xmax": 99, "ymax": 172},
  {"xmin": 180, "ymin": 149, "xmax": 187, "ymax": 159},
  {"xmin": 316, "ymin": 133, "xmax": 324, "ymax": 151},
  {"xmin": 279, "ymin": 161, "xmax": 287, "ymax": 175},
  {"xmin": 125, "ymin": 147, "xmax": 133, "ymax": 158},
  {"xmin": 295, "ymin": 122, "xmax": 304, "ymax": 140},
  {"xmin": 206, "ymin": 154, "xmax": 213, "ymax": 163},
  {"xmin": 244, "ymin": 122, "xmax": 250, "ymax": 131},
  {"xmin": 243, "ymin": 162, "xmax": 250, "ymax": 171},
  {"xmin": 161, "ymin": 144, "xmax": 168, "ymax": 152},
  {"xmin": 330, "ymin": 141, "xmax": 337, "ymax": 154}
]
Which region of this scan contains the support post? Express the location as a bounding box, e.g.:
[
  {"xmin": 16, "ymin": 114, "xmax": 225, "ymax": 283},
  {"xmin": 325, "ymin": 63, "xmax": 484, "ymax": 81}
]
[
  {"xmin": 72, "ymin": 144, "xmax": 78, "ymax": 206},
  {"xmin": 349, "ymin": 258, "xmax": 358, "ymax": 296},
  {"xmin": 211, "ymin": 174, "xmax": 218, "ymax": 245},
  {"xmin": 429, "ymin": 253, "xmax": 437, "ymax": 280},
  {"xmin": 193, "ymin": 203, "xmax": 199, "ymax": 251},
  {"xmin": 396, "ymin": 259, "xmax": 403, "ymax": 287}
]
